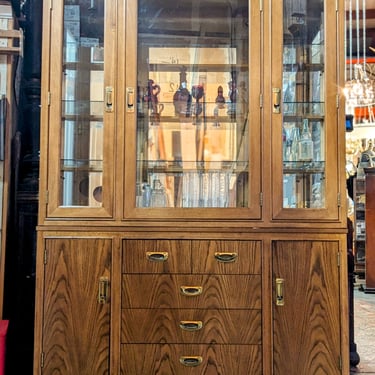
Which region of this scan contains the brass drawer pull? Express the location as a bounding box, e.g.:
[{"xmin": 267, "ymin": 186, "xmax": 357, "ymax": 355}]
[
  {"xmin": 272, "ymin": 87, "xmax": 281, "ymax": 113},
  {"xmin": 180, "ymin": 286, "xmax": 203, "ymax": 296},
  {"xmin": 214, "ymin": 252, "xmax": 238, "ymax": 263},
  {"xmin": 179, "ymin": 320, "xmax": 203, "ymax": 331},
  {"xmin": 126, "ymin": 87, "xmax": 135, "ymax": 112},
  {"xmin": 276, "ymin": 278, "xmax": 285, "ymax": 306},
  {"xmin": 179, "ymin": 356, "xmax": 203, "ymax": 367},
  {"xmin": 146, "ymin": 251, "xmax": 169, "ymax": 262},
  {"xmin": 98, "ymin": 277, "xmax": 109, "ymax": 304},
  {"xmin": 105, "ymin": 86, "xmax": 114, "ymax": 112}
]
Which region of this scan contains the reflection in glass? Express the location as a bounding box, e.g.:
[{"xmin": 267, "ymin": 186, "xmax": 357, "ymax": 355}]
[
  {"xmin": 60, "ymin": 1, "xmax": 105, "ymax": 207},
  {"xmin": 282, "ymin": 1, "xmax": 325, "ymax": 208},
  {"xmin": 136, "ymin": 1, "xmax": 249, "ymax": 208}
]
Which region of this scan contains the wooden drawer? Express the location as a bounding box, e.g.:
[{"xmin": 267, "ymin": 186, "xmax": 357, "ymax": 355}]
[
  {"xmin": 121, "ymin": 308, "xmax": 261, "ymax": 344},
  {"xmin": 122, "ymin": 239, "xmax": 191, "ymax": 273},
  {"xmin": 120, "ymin": 344, "xmax": 262, "ymax": 374},
  {"xmin": 191, "ymin": 240, "xmax": 261, "ymax": 274},
  {"xmin": 122, "ymin": 274, "xmax": 261, "ymax": 309},
  {"xmin": 122, "ymin": 239, "xmax": 261, "ymax": 274}
]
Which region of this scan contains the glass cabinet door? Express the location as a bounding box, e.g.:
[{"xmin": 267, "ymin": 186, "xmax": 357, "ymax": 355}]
[
  {"xmin": 271, "ymin": 0, "xmax": 341, "ymax": 220},
  {"xmin": 46, "ymin": 0, "xmax": 115, "ymax": 217},
  {"xmin": 125, "ymin": 0, "xmax": 261, "ymax": 219}
]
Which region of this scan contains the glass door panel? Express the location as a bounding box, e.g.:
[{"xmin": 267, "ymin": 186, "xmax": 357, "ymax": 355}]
[
  {"xmin": 61, "ymin": 2, "xmax": 105, "ymax": 207},
  {"xmin": 272, "ymin": 0, "xmax": 340, "ymax": 220},
  {"xmin": 282, "ymin": 2, "xmax": 325, "ymax": 209},
  {"xmin": 134, "ymin": 0, "xmax": 253, "ymax": 211}
]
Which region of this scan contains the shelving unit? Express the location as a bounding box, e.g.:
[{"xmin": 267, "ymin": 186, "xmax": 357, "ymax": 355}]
[{"xmin": 353, "ymin": 177, "xmax": 366, "ymax": 276}]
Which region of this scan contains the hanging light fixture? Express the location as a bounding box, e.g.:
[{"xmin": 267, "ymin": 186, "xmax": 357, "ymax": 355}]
[{"xmin": 344, "ymin": 0, "xmax": 375, "ymax": 122}]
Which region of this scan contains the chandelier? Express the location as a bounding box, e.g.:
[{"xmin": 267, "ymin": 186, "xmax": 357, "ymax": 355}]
[{"xmin": 344, "ymin": 0, "xmax": 375, "ymax": 121}]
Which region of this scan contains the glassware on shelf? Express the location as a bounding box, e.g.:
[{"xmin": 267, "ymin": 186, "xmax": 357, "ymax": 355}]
[
  {"xmin": 227, "ymin": 71, "xmax": 238, "ymax": 118},
  {"xmin": 290, "ymin": 125, "xmax": 300, "ymax": 165},
  {"xmin": 214, "ymin": 85, "xmax": 226, "ymax": 127},
  {"xmin": 191, "ymin": 84, "xmax": 204, "ymax": 120},
  {"xmin": 141, "ymin": 183, "xmax": 151, "ymax": 207},
  {"xmin": 150, "ymin": 179, "xmax": 168, "ymax": 207},
  {"xmin": 298, "ymin": 119, "xmax": 313, "ymax": 161},
  {"xmin": 173, "ymin": 67, "xmax": 192, "ymax": 119}
]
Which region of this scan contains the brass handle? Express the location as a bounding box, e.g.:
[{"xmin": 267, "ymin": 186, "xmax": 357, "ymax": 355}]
[
  {"xmin": 214, "ymin": 252, "xmax": 238, "ymax": 263},
  {"xmin": 276, "ymin": 278, "xmax": 284, "ymax": 306},
  {"xmin": 180, "ymin": 286, "xmax": 203, "ymax": 297},
  {"xmin": 98, "ymin": 277, "xmax": 109, "ymax": 304},
  {"xmin": 146, "ymin": 251, "xmax": 169, "ymax": 262},
  {"xmin": 179, "ymin": 321, "xmax": 203, "ymax": 331},
  {"xmin": 179, "ymin": 356, "xmax": 203, "ymax": 367},
  {"xmin": 126, "ymin": 87, "xmax": 135, "ymax": 112},
  {"xmin": 105, "ymin": 86, "xmax": 113, "ymax": 112},
  {"xmin": 272, "ymin": 87, "xmax": 281, "ymax": 113}
]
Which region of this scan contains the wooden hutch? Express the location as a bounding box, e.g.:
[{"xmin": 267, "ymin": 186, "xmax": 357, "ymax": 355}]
[{"xmin": 34, "ymin": 0, "xmax": 349, "ymax": 374}]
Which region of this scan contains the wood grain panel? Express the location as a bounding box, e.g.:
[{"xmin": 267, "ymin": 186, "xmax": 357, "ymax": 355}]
[
  {"xmin": 192, "ymin": 240, "xmax": 261, "ymax": 274},
  {"xmin": 122, "ymin": 274, "xmax": 261, "ymax": 309},
  {"xmin": 122, "ymin": 239, "xmax": 191, "ymax": 273},
  {"xmin": 120, "ymin": 344, "xmax": 262, "ymax": 375},
  {"xmin": 121, "ymin": 308, "xmax": 261, "ymax": 344},
  {"xmin": 42, "ymin": 238, "xmax": 111, "ymax": 375},
  {"xmin": 272, "ymin": 240, "xmax": 341, "ymax": 375}
]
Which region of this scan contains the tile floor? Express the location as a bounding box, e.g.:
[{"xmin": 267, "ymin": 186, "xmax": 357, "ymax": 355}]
[{"xmin": 350, "ymin": 280, "xmax": 375, "ymax": 374}]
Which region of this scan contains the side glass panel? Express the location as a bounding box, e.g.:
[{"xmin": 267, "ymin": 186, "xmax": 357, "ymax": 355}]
[
  {"xmin": 282, "ymin": 1, "xmax": 325, "ymax": 209},
  {"xmin": 136, "ymin": 1, "xmax": 249, "ymax": 208},
  {"xmin": 60, "ymin": 2, "xmax": 105, "ymax": 207}
]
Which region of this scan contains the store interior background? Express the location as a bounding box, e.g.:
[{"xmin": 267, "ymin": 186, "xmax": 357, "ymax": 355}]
[
  {"xmin": 345, "ymin": 0, "xmax": 375, "ymax": 373},
  {"xmin": 346, "ymin": 0, "xmax": 375, "ymax": 280}
]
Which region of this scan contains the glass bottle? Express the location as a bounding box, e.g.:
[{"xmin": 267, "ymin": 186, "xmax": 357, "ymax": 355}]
[
  {"xmin": 291, "ymin": 125, "xmax": 300, "ymax": 164},
  {"xmin": 298, "ymin": 119, "xmax": 313, "ymax": 161},
  {"xmin": 150, "ymin": 179, "xmax": 168, "ymax": 207}
]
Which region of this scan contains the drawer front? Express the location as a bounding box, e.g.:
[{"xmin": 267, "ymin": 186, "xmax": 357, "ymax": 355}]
[
  {"xmin": 122, "ymin": 274, "xmax": 261, "ymax": 309},
  {"xmin": 120, "ymin": 344, "xmax": 262, "ymax": 375},
  {"xmin": 121, "ymin": 308, "xmax": 261, "ymax": 344},
  {"xmin": 122, "ymin": 239, "xmax": 191, "ymax": 274},
  {"xmin": 192, "ymin": 240, "xmax": 261, "ymax": 274}
]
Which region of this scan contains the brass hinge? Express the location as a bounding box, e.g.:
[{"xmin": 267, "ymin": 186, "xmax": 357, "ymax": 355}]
[
  {"xmin": 260, "ymin": 0, "xmax": 263, "ymax": 12},
  {"xmin": 337, "ymin": 192, "xmax": 341, "ymax": 207},
  {"xmin": 41, "ymin": 352, "xmax": 45, "ymax": 368},
  {"xmin": 337, "ymin": 252, "xmax": 340, "ymax": 267},
  {"xmin": 47, "ymin": 92, "xmax": 51, "ymax": 106},
  {"xmin": 45, "ymin": 190, "xmax": 49, "ymax": 204},
  {"xmin": 336, "ymin": 94, "xmax": 340, "ymax": 108},
  {"xmin": 49, "ymin": 0, "xmax": 53, "ymax": 10},
  {"xmin": 259, "ymin": 192, "xmax": 263, "ymax": 207},
  {"xmin": 338, "ymin": 355, "xmax": 342, "ymax": 370},
  {"xmin": 259, "ymin": 93, "xmax": 263, "ymax": 108},
  {"xmin": 44, "ymin": 249, "xmax": 48, "ymax": 265}
]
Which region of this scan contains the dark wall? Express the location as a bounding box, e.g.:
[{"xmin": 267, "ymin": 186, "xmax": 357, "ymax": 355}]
[{"xmin": 3, "ymin": 1, "xmax": 42, "ymax": 374}]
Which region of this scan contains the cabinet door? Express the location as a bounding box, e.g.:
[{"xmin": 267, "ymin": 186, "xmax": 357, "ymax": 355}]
[
  {"xmin": 272, "ymin": 240, "xmax": 341, "ymax": 374},
  {"xmin": 41, "ymin": 238, "xmax": 111, "ymax": 374},
  {"xmin": 269, "ymin": 0, "xmax": 343, "ymax": 220},
  {"xmin": 124, "ymin": 0, "xmax": 262, "ymax": 220},
  {"xmin": 42, "ymin": 1, "xmax": 116, "ymax": 218}
]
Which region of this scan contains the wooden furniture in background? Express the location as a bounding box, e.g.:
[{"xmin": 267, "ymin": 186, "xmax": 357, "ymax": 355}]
[{"xmin": 364, "ymin": 168, "xmax": 375, "ymax": 292}]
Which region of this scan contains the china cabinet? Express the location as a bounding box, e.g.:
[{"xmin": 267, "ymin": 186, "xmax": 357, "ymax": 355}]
[{"xmin": 34, "ymin": 0, "xmax": 348, "ymax": 374}]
